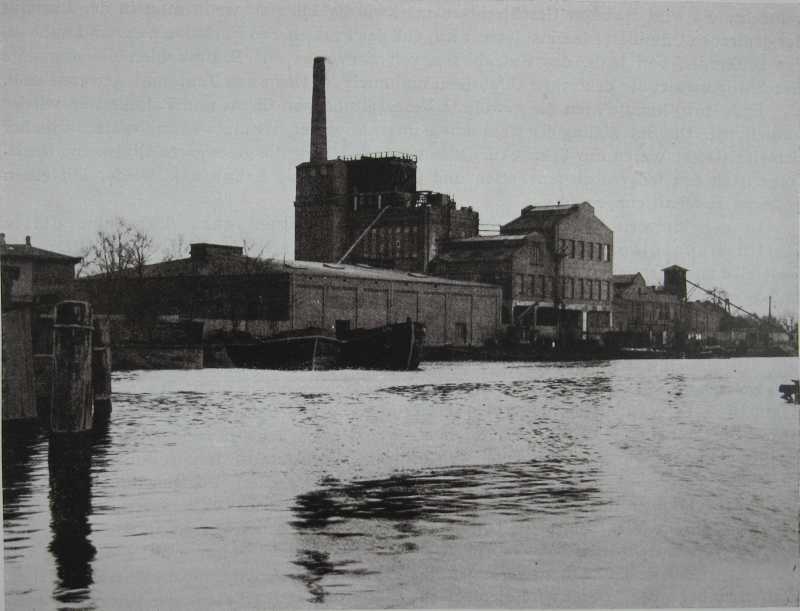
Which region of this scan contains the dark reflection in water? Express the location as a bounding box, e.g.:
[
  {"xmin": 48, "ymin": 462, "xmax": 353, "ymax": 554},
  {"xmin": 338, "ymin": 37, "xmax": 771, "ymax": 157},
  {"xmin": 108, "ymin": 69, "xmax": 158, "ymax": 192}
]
[
  {"xmin": 47, "ymin": 423, "xmax": 112, "ymax": 606},
  {"xmin": 288, "ymin": 549, "xmax": 379, "ymax": 604},
  {"xmin": 3, "ymin": 424, "xmax": 46, "ymax": 561},
  {"xmin": 380, "ymin": 375, "xmax": 612, "ymax": 403},
  {"xmin": 289, "ymin": 457, "xmax": 607, "ymax": 601}
]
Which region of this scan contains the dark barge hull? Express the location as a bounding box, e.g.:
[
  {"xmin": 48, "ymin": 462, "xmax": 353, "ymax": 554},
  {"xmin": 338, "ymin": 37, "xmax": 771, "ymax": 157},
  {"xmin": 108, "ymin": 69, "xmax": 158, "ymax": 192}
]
[
  {"xmin": 225, "ymin": 321, "xmax": 425, "ymax": 371},
  {"xmin": 342, "ymin": 321, "xmax": 425, "ymax": 370},
  {"xmin": 225, "ymin": 335, "xmax": 342, "ymax": 370}
]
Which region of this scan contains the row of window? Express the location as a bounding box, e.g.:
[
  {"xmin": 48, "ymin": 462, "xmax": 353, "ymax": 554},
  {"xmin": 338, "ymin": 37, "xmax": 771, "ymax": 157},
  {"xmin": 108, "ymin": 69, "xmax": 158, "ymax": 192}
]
[
  {"xmin": 515, "ymin": 274, "xmax": 612, "ymax": 302},
  {"xmin": 360, "ymin": 226, "xmax": 420, "ymax": 260},
  {"xmin": 558, "ymin": 238, "xmax": 612, "ymax": 262}
]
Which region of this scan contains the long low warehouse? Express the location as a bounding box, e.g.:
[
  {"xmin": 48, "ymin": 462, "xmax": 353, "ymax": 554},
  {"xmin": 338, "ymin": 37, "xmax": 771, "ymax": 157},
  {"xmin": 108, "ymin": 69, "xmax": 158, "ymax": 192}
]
[{"xmin": 76, "ymin": 243, "xmax": 502, "ymax": 347}]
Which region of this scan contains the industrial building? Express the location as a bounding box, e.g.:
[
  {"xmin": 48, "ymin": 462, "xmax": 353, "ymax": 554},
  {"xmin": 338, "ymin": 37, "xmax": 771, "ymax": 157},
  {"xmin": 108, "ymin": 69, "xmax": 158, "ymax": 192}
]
[
  {"xmin": 295, "ymin": 57, "xmax": 478, "ymax": 272},
  {"xmin": 431, "ymin": 202, "xmax": 614, "ymax": 341},
  {"xmin": 77, "ymin": 243, "xmax": 502, "ymax": 348},
  {"xmin": 612, "ymin": 266, "xmax": 724, "ymax": 345}
]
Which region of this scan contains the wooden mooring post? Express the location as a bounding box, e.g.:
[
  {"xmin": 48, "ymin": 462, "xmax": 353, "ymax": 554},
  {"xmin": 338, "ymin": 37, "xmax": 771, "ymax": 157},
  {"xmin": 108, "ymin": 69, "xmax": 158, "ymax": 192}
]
[
  {"xmin": 1, "ymin": 305, "xmax": 37, "ymax": 421},
  {"xmin": 51, "ymin": 301, "xmax": 95, "ymax": 433},
  {"xmin": 92, "ymin": 317, "xmax": 112, "ymax": 422}
]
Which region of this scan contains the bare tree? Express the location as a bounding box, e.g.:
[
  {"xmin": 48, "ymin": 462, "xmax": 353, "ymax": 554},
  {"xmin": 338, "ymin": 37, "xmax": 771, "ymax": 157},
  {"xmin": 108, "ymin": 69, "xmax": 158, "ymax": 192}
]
[{"xmin": 80, "ymin": 218, "xmax": 154, "ymax": 277}]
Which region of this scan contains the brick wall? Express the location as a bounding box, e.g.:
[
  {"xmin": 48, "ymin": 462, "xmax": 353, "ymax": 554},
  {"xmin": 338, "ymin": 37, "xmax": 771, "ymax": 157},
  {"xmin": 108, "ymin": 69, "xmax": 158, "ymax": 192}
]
[
  {"xmin": 288, "ymin": 272, "xmax": 501, "ymax": 346},
  {"xmin": 78, "ymin": 269, "xmax": 502, "ymax": 347}
]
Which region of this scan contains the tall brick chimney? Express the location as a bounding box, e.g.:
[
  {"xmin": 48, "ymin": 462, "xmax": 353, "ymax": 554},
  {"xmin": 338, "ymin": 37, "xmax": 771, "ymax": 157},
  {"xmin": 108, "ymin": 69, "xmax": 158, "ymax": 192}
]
[{"xmin": 310, "ymin": 56, "xmax": 327, "ymax": 163}]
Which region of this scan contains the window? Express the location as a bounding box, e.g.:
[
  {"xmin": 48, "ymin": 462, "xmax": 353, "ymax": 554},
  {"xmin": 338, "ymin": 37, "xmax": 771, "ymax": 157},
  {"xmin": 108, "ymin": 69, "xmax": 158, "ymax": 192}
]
[
  {"xmin": 569, "ymin": 277, "xmax": 575, "ymax": 299},
  {"xmin": 570, "ymin": 240, "xmax": 576, "ymax": 258},
  {"xmin": 558, "ymin": 239, "xmax": 566, "ymax": 254},
  {"xmin": 596, "ymin": 280, "xmax": 602, "ymax": 301},
  {"xmin": 528, "ymin": 275, "xmax": 535, "ymax": 296},
  {"xmin": 579, "ymin": 241, "xmax": 585, "ymax": 259},
  {"xmin": 589, "ymin": 242, "xmax": 594, "ymax": 260},
  {"xmin": 320, "ymin": 165, "xmax": 328, "ymax": 176},
  {"xmin": 530, "ymin": 243, "xmax": 542, "ymax": 266}
]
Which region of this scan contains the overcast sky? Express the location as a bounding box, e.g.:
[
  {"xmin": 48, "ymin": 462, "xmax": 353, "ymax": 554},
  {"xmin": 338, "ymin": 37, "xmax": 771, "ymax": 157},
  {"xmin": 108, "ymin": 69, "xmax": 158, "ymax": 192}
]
[{"xmin": 2, "ymin": 1, "xmax": 797, "ymax": 316}]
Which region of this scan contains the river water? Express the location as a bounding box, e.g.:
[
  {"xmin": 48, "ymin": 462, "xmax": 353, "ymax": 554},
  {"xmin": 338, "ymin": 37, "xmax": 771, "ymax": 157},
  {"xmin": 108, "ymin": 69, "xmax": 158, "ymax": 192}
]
[{"xmin": 3, "ymin": 357, "xmax": 798, "ymax": 609}]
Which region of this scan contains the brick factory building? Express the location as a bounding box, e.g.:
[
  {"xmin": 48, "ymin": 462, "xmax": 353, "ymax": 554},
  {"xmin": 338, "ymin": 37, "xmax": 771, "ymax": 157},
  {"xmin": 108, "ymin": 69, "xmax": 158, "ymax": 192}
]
[
  {"xmin": 612, "ymin": 265, "xmax": 724, "ymax": 346},
  {"xmin": 295, "ymin": 57, "xmax": 478, "ymax": 271},
  {"xmin": 77, "ymin": 243, "xmax": 502, "ymax": 349},
  {"xmin": 431, "ymin": 202, "xmax": 614, "ymax": 342}
]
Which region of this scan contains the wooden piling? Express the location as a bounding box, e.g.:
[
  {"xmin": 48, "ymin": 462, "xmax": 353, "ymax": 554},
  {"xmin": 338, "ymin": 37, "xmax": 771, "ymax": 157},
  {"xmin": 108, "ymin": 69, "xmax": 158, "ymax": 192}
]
[
  {"xmin": 51, "ymin": 301, "xmax": 94, "ymax": 433},
  {"xmin": 92, "ymin": 317, "xmax": 112, "ymax": 422},
  {"xmin": 1, "ymin": 306, "xmax": 37, "ymax": 421}
]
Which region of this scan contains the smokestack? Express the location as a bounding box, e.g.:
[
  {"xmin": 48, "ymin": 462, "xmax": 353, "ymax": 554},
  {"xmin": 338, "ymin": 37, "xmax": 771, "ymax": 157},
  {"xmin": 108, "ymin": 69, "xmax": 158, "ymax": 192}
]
[{"xmin": 310, "ymin": 57, "xmax": 327, "ymax": 163}]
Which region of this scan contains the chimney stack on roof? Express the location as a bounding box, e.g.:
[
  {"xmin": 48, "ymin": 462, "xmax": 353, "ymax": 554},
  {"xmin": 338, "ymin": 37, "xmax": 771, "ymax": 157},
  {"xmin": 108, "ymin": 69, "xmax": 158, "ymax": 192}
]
[
  {"xmin": 0, "ymin": 233, "xmax": 5, "ymax": 246},
  {"xmin": 25, "ymin": 235, "xmax": 31, "ymax": 247},
  {"xmin": 310, "ymin": 56, "xmax": 327, "ymax": 163}
]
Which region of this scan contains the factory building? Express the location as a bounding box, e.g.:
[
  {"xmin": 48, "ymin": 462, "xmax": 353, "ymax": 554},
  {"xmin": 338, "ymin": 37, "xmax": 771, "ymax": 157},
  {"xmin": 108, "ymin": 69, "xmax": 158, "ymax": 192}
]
[
  {"xmin": 294, "ymin": 57, "xmax": 478, "ymax": 271},
  {"xmin": 76, "ymin": 243, "xmax": 502, "ymax": 348},
  {"xmin": 431, "ymin": 202, "xmax": 614, "ymax": 341},
  {"xmin": 612, "ymin": 265, "xmax": 724, "ymax": 346}
]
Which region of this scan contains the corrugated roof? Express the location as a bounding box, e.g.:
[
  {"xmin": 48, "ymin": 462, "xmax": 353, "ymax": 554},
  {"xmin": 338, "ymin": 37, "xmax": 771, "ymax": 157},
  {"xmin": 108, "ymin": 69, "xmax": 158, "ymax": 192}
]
[
  {"xmin": 84, "ymin": 254, "xmax": 498, "ymax": 289},
  {"xmin": 0, "ymin": 243, "xmax": 81, "ymax": 262},
  {"xmin": 283, "ymin": 260, "xmax": 496, "ymax": 287}
]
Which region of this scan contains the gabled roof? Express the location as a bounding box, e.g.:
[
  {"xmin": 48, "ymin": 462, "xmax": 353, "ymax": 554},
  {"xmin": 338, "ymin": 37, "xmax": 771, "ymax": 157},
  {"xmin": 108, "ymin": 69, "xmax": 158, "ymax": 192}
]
[
  {"xmin": 500, "ymin": 202, "xmax": 591, "ymax": 235},
  {"xmin": 434, "ymin": 233, "xmax": 539, "ymax": 264},
  {"xmin": 612, "ymin": 273, "xmax": 646, "ymax": 287},
  {"xmin": 0, "ymin": 242, "xmax": 81, "ymax": 263}
]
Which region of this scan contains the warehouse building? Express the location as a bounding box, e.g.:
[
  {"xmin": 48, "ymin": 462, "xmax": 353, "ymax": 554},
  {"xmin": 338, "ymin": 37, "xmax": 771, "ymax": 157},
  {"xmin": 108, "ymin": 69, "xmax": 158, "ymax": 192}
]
[{"xmin": 77, "ymin": 243, "xmax": 502, "ymax": 348}]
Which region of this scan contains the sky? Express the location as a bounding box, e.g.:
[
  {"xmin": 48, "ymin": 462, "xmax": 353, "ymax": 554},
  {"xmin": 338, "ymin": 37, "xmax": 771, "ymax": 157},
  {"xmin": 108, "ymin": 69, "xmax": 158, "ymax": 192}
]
[{"xmin": 2, "ymin": 1, "xmax": 798, "ymax": 316}]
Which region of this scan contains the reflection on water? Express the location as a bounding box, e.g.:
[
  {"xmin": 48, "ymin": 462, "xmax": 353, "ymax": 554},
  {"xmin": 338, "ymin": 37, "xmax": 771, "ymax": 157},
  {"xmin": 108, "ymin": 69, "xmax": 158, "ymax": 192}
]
[
  {"xmin": 289, "ymin": 456, "xmax": 607, "ymax": 602},
  {"xmin": 3, "ymin": 425, "xmax": 46, "ymax": 563},
  {"xmin": 379, "ymin": 375, "xmax": 613, "ymax": 403},
  {"xmin": 48, "ymin": 434, "xmax": 96, "ymax": 605},
  {"xmin": 2, "ymin": 422, "xmax": 112, "ymax": 608},
  {"xmin": 47, "ymin": 424, "xmax": 111, "ymax": 606}
]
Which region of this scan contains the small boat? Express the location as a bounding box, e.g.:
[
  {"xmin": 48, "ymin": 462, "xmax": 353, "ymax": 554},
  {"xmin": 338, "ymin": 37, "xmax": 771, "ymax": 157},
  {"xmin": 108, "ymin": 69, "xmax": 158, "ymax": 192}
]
[
  {"xmin": 341, "ymin": 320, "xmax": 425, "ymax": 370},
  {"xmin": 225, "ymin": 329, "xmax": 342, "ymax": 370},
  {"xmin": 778, "ymin": 380, "xmax": 799, "ymax": 404},
  {"xmin": 225, "ymin": 320, "xmax": 425, "ymax": 371}
]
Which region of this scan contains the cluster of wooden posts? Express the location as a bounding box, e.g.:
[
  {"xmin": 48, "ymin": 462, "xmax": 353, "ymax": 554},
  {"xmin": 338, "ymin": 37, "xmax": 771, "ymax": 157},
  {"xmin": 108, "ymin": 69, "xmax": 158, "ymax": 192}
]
[{"xmin": 2, "ymin": 300, "xmax": 111, "ymax": 433}]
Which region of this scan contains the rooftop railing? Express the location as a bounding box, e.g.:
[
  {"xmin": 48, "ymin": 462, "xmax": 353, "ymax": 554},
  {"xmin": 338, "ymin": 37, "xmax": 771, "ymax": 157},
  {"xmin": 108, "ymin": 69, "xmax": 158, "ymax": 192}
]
[{"xmin": 336, "ymin": 151, "xmax": 417, "ymax": 162}]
